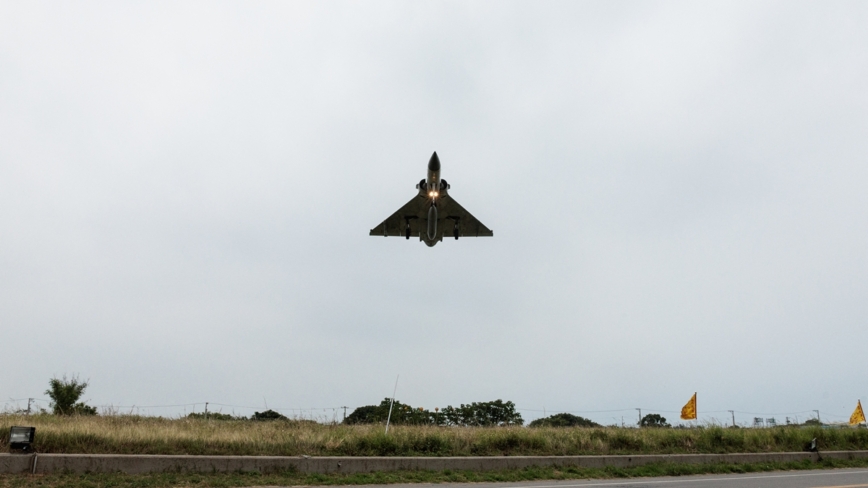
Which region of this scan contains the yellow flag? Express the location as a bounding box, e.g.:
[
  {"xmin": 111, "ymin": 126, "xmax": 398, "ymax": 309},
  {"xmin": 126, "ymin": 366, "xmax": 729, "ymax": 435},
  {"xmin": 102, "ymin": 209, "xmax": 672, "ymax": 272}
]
[
  {"xmin": 680, "ymin": 393, "xmax": 697, "ymax": 420},
  {"xmin": 850, "ymin": 400, "xmax": 866, "ymax": 425}
]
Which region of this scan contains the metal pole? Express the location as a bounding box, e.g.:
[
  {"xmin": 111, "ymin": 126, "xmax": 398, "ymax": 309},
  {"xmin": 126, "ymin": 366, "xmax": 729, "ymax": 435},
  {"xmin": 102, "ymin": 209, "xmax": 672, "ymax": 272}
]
[
  {"xmin": 205, "ymin": 402, "xmax": 208, "ymax": 420},
  {"xmin": 728, "ymin": 410, "xmax": 735, "ymax": 427},
  {"xmin": 342, "ymin": 406, "xmax": 347, "ymax": 422},
  {"xmin": 814, "ymin": 410, "xmax": 820, "ymax": 424},
  {"xmin": 27, "ymin": 398, "xmax": 32, "ymax": 415},
  {"xmin": 385, "ymin": 375, "xmax": 399, "ymax": 434},
  {"xmin": 636, "ymin": 408, "xmax": 642, "ymax": 427}
]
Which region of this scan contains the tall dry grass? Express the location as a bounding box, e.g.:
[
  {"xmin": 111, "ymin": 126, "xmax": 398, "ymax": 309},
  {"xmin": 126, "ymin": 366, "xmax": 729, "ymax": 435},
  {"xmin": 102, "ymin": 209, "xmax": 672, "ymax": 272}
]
[{"xmin": 2, "ymin": 414, "xmax": 867, "ymax": 456}]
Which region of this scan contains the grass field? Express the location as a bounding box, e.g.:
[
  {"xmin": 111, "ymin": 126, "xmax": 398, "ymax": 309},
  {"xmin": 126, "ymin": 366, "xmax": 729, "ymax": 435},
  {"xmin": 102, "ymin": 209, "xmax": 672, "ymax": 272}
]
[
  {"xmin": 3, "ymin": 458, "xmax": 868, "ymax": 488},
  {"xmin": 2, "ymin": 414, "xmax": 868, "ymax": 456}
]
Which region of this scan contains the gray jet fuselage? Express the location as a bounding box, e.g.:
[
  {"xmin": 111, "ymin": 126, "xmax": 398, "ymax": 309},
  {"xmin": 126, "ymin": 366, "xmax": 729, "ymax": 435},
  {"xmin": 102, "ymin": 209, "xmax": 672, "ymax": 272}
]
[{"xmin": 419, "ymin": 153, "xmax": 444, "ymax": 246}]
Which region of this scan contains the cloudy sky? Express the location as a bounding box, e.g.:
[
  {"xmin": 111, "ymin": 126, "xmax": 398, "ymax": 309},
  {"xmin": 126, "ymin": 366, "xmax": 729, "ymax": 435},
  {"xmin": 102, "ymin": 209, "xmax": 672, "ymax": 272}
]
[{"xmin": 1, "ymin": 1, "xmax": 866, "ymax": 426}]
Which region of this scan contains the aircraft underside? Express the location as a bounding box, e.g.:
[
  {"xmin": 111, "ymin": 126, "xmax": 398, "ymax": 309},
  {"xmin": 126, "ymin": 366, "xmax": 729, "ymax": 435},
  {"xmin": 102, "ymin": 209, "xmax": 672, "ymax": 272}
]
[{"xmin": 369, "ymin": 152, "xmax": 493, "ymax": 247}]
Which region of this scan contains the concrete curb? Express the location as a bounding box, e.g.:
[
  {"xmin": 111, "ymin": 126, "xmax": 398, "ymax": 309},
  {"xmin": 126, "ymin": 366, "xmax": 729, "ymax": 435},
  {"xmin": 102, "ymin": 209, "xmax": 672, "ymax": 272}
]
[{"xmin": 1, "ymin": 451, "xmax": 867, "ymax": 475}]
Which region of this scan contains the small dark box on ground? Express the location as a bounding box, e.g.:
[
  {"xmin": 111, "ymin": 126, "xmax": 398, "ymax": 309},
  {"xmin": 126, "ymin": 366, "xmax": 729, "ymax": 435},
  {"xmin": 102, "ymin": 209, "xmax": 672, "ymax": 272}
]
[{"xmin": 9, "ymin": 426, "xmax": 35, "ymax": 452}]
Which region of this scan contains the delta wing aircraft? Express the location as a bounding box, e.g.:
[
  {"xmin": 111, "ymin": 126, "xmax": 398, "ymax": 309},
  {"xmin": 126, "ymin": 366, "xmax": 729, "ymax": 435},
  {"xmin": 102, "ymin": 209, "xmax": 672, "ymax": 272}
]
[{"xmin": 369, "ymin": 152, "xmax": 493, "ymax": 247}]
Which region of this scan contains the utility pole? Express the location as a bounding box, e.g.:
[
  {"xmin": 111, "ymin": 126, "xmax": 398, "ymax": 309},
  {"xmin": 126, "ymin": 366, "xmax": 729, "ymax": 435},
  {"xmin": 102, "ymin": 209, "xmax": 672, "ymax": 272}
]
[
  {"xmin": 205, "ymin": 402, "xmax": 209, "ymax": 420},
  {"xmin": 636, "ymin": 408, "xmax": 642, "ymax": 427},
  {"xmin": 342, "ymin": 406, "xmax": 348, "ymax": 422},
  {"xmin": 728, "ymin": 410, "xmax": 735, "ymax": 427},
  {"xmin": 814, "ymin": 410, "xmax": 820, "ymax": 424},
  {"xmin": 27, "ymin": 398, "xmax": 32, "ymax": 415}
]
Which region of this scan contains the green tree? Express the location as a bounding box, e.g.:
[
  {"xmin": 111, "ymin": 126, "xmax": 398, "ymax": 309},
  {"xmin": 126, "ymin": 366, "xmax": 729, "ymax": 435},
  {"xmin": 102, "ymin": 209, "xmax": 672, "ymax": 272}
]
[
  {"xmin": 441, "ymin": 400, "xmax": 523, "ymax": 426},
  {"xmin": 344, "ymin": 399, "xmax": 523, "ymax": 426},
  {"xmin": 529, "ymin": 413, "xmax": 600, "ymax": 428},
  {"xmin": 640, "ymin": 413, "xmax": 670, "ymax": 428},
  {"xmin": 45, "ymin": 375, "xmax": 97, "ymax": 415},
  {"xmin": 344, "ymin": 399, "xmax": 438, "ymax": 425},
  {"xmin": 344, "ymin": 405, "xmax": 383, "ymax": 424}
]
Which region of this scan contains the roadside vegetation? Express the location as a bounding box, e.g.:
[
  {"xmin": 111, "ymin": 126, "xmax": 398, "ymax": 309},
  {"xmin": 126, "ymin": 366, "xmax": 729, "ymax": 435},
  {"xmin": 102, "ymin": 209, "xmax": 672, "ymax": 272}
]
[
  {"xmin": 345, "ymin": 399, "xmax": 523, "ymax": 426},
  {"xmin": 529, "ymin": 413, "xmax": 600, "ymax": 428},
  {"xmin": 2, "ymin": 414, "xmax": 867, "ymax": 456},
  {"xmin": 4, "ymin": 458, "xmax": 868, "ymax": 488},
  {"xmin": 5, "ymin": 378, "xmax": 866, "ymax": 457}
]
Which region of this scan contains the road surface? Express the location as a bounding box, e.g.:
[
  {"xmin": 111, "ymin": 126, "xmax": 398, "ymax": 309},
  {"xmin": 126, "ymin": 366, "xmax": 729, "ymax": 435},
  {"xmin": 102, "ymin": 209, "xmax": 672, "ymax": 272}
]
[{"xmin": 288, "ymin": 468, "xmax": 868, "ymax": 488}]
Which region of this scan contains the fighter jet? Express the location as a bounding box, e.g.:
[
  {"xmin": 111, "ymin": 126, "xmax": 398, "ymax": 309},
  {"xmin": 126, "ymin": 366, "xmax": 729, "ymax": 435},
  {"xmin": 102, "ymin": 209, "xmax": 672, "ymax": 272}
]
[{"xmin": 369, "ymin": 152, "xmax": 493, "ymax": 247}]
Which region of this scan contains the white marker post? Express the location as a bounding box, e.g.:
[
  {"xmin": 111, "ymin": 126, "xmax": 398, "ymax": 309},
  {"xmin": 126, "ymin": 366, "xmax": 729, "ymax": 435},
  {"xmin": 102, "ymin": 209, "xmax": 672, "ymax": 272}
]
[{"xmin": 385, "ymin": 375, "xmax": 399, "ymax": 434}]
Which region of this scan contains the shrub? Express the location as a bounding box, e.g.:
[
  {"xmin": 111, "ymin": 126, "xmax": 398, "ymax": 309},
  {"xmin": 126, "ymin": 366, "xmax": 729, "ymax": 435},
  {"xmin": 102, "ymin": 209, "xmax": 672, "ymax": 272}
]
[
  {"xmin": 251, "ymin": 409, "xmax": 287, "ymax": 420},
  {"xmin": 344, "ymin": 405, "xmax": 383, "ymax": 424},
  {"xmin": 72, "ymin": 403, "xmax": 98, "ymax": 415},
  {"xmin": 186, "ymin": 412, "xmax": 242, "ymax": 421},
  {"xmin": 640, "ymin": 413, "xmax": 670, "ymax": 428},
  {"xmin": 345, "ymin": 399, "xmax": 440, "ymax": 425},
  {"xmin": 344, "ymin": 399, "xmax": 523, "ymax": 426},
  {"xmin": 530, "ymin": 413, "xmax": 600, "ymax": 428}
]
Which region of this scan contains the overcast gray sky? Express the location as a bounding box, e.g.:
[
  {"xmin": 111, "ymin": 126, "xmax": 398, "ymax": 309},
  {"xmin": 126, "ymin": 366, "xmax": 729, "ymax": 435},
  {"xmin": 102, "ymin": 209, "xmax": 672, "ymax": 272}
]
[{"xmin": 1, "ymin": 1, "xmax": 867, "ymax": 426}]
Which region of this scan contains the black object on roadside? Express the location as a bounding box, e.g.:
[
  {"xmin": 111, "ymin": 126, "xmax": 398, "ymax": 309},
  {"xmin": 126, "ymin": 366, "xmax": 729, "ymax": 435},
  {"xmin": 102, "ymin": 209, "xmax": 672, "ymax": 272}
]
[
  {"xmin": 9, "ymin": 426, "xmax": 35, "ymax": 452},
  {"xmin": 807, "ymin": 437, "xmax": 822, "ymax": 460}
]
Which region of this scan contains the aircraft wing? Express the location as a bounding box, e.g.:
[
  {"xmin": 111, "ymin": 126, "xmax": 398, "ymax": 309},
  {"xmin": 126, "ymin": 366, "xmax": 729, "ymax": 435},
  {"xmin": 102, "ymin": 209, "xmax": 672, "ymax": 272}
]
[
  {"xmin": 438, "ymin": 194, "xmax": 494, "ymax": 237},
  {"xmin": 369, "ymin": 193, "xmax": 493, "ymax": 238},
  {"xmin": 369, "ymin": 195, "xmax": 428, "ymax": 237}
]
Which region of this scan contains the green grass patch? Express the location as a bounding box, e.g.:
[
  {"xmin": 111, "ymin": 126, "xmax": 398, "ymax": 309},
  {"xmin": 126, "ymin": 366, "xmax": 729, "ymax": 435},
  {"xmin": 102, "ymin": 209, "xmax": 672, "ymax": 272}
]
[{"xmin": 3, "ymin": 458, "xmax": 868, "ymax": 488}]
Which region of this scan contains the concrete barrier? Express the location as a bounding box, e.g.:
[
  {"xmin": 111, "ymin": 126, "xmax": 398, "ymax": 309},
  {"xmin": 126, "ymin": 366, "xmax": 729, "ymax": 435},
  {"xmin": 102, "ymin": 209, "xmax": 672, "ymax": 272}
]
[
  {"xmin": 0, "ymin": 453, "xmax": 34, "ymax": 474},
  {"xmin": 1, "ymin": 451, "xmax": 866, "ymax": 475}
]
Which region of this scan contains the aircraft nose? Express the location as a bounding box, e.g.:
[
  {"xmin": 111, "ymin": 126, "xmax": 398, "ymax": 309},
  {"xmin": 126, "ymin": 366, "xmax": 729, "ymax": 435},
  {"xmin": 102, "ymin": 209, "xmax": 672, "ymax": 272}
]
[{"xmin": 428, "ymin": 151, "xmax": 440, "ymax": 172}]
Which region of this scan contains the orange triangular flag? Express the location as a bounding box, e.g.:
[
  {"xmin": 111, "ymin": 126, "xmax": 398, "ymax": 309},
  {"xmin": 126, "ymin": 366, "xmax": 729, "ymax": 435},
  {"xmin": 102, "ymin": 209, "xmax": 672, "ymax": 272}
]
[
  {"xmin": 680, "ymin": 392, "xmax": 697, "ymax": 420},
  {"xmin": 850, "ymin": 400, "xmax": 866, "ymax": 425}
]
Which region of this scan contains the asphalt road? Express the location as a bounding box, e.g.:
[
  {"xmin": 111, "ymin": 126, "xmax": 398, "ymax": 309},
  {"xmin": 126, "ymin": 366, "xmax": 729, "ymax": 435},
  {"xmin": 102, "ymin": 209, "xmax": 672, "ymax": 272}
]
[{"xmin": 311, "ymin": 469, "xmax": 868, "ymax": 488}]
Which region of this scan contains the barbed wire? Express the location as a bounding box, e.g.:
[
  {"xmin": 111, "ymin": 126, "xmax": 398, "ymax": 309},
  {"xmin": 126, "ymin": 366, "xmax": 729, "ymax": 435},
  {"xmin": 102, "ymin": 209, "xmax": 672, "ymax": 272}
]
[
  {"xmin": 516, "ymin": 407, "xmax": 846, "ymax": 418},
  {"xmin": 7, "ymin": 398, "xmax": 344, "ymax": 411},
  {"xmin": 3, "ymin": 398, "xmax": 859, "ymax": 422}
]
